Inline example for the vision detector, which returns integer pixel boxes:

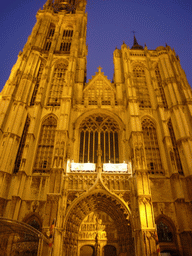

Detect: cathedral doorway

[63,191,134,256]
[80,245,94,256]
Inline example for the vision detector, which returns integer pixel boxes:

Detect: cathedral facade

[0,0,192,255]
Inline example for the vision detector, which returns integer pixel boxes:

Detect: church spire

[131,35,143,50]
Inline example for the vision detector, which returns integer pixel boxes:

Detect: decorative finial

[97,66,103,73]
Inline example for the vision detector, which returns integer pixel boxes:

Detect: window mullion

[88,131,90,162]
[83,131,86,163]
[93,131,95,163]
[113,132,116,163]
[104,132,106,163]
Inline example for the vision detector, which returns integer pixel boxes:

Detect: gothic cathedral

[0,0,192,256]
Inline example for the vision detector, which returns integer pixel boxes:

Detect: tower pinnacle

[131,35,143,50]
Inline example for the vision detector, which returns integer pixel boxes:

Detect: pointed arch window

[155,65,168,108]
[142,119,163,174]
[44,23,55,51]
[168,120,183,175]
[13,116,30,173]
[157,221,173,242]
[133,65,151,108]
[33,116,57,173]
[47,63,67,106]
[79,115,119,163]
[26,216,41,231]
[30,62,45,106]
[60,30,73,53]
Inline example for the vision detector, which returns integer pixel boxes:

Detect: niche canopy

[54,0,78,11]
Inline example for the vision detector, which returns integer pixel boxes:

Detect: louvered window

[30,63,44,105]
[155,65,168,108]
[47,63,67,106]
[168,120,183,174]
[44,24,55,51]
[133,66,151,108]
[142,119,163,174]
[60,30,73,53]
[14,116,30,173]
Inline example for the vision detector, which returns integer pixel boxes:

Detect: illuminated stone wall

[0,0,192,255]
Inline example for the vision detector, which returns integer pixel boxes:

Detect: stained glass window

[79,115,119,163]
[157,221,173,242]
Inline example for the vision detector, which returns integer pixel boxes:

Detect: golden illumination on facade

[0,0,192,255]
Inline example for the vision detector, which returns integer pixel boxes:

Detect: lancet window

[168,120,183,174]
[13,116,30,173]
[47,63,67,106]
[33,116,57,173]
[60,30,73,53]
[142,118,163,174]
[155,65,168,108]
[133,65,151,108]
[30,62,44,106]
[44,23,55,51]
[79,115,119,163]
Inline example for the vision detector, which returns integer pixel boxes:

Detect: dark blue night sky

[0,0,191,91]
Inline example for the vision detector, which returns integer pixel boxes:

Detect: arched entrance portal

[63,191,135,256]
[80,245,95,256]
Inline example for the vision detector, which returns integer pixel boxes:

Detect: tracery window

[30,62,44,106]
[44,23,55,51]
[142,118,163,174]
[79,115,119,163]
[33,116,57,173]
[168,120,183,174]
[60,30,73,53]
[157,221,173,243]
[47,63,67,106]
[14,116,30,174]
[133,65,151,108]
[155,65,168,108]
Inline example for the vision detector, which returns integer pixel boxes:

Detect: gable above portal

[83,67,116,106]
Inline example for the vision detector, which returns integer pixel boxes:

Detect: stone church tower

[0,0,192,255]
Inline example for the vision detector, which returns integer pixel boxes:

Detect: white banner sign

[71,163,96,172]
[103,163,132,173]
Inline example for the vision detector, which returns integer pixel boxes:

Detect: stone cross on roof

[97,66,103,73]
